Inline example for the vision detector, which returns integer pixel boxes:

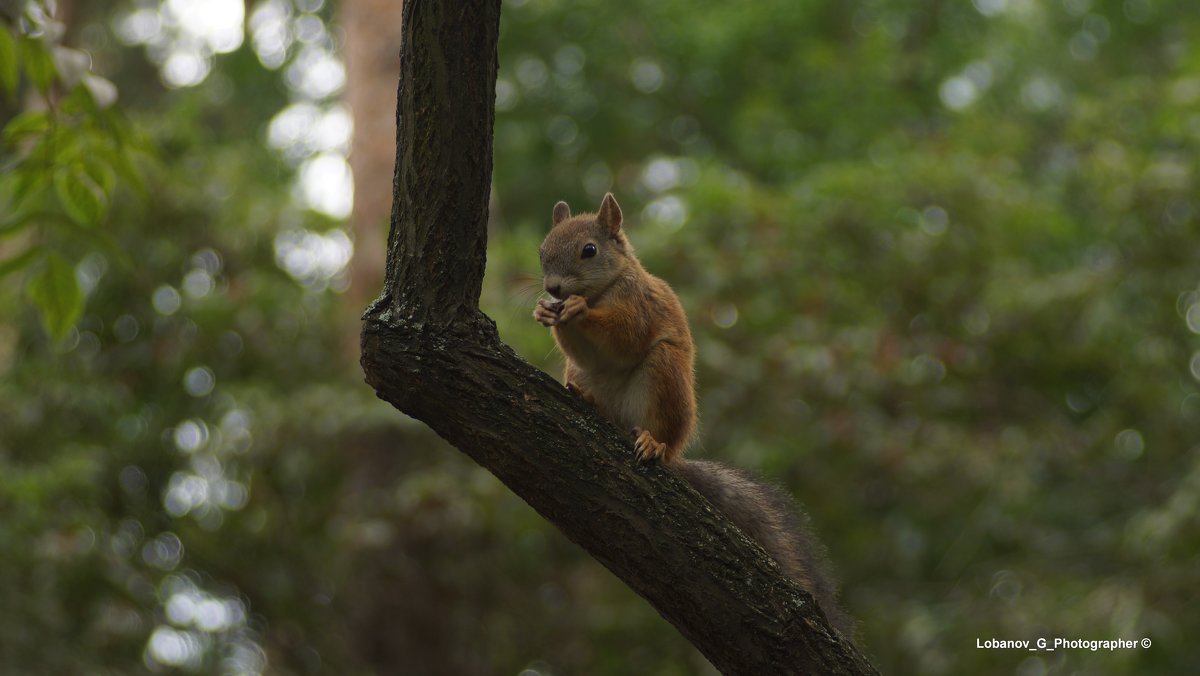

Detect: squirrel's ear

[552,201,571,227]
[598,192,623,236]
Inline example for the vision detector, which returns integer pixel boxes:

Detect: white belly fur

[555,325,651,431]
[589,365,650,432]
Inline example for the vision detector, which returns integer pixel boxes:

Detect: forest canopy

[1,1,1198,674]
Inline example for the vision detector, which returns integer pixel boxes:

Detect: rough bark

[358,1,877,673]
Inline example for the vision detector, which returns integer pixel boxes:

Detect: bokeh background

[2,0,1199,674]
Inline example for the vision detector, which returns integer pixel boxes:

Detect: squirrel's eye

[581,243,597,259]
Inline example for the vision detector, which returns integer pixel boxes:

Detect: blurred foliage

[1,0,1198,675]
[1,2,144,341]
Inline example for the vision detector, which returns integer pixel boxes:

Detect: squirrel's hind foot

[632,427,669,464]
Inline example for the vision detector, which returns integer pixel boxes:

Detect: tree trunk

[358,2,877,673]
[340,0,401,366]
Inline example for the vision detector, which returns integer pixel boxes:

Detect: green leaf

[26,252,83,342]
[53,166,106,226]
[0,244,42,279]
[0,219,34,238]
[3,173,51,226]
[110,145,149,196]
[81,154,117,197]
[0,27,17,99]
[1,110,51,146]
[18,35,56,94]
[59,80,99,117]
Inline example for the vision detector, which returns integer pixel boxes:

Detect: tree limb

[359,1,877,673]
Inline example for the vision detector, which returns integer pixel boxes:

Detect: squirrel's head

[538,192,634,301]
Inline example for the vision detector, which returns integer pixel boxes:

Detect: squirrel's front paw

[533,299,563,327]
[632,427,668,464]
[556,294,588,325]
[566,381,596,406]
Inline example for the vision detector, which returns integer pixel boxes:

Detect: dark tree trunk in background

[358,1,877,673]
[340,0,400,366]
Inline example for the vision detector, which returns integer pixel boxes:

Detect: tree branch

[359,1,877,673]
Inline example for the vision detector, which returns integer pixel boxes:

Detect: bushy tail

[674,460,853,637]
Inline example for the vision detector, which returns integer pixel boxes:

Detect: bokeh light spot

[152,285,182,315]
[173,420,209,453]
[184,366,216,397]
[630,59,664,93]
[1115,429,1145,460]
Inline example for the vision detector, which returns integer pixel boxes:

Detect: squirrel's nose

[546,284,562,299]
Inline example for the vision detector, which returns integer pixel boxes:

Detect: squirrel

[533,193,852,636]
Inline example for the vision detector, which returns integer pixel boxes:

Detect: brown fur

[534,194,851,635]
[534,193,696,463]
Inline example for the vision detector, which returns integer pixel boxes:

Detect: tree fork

[359,1,877,673]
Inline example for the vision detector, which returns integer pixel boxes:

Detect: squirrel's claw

[533,299,560,327]
[556,294,588,325]
[632,427,667,464]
